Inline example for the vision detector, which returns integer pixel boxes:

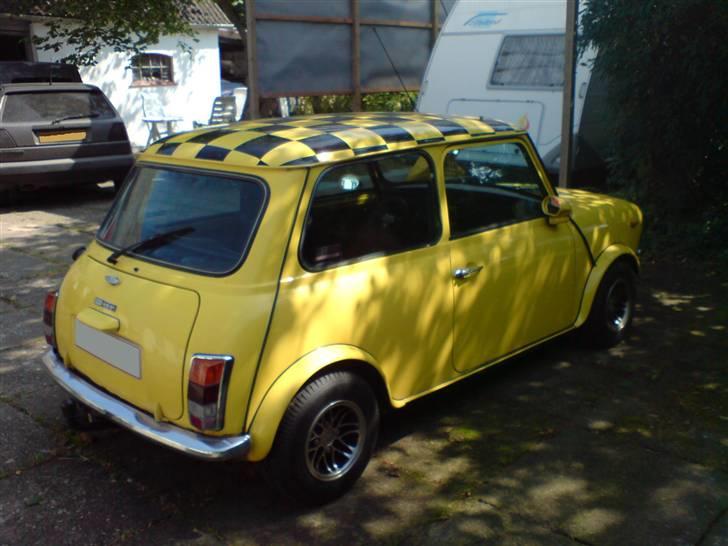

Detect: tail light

[108,122,128,142]
[188,354,234,431]
[43,291,58,348]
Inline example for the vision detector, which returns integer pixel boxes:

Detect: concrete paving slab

[0,308,42,351]
[8,230,93,267]
[1,209,93,234]
[478,428,728,546]
[12,383,70,432]
[0,343,52,396]
[0,457,175,546]
[0,300,14,316]
[0,274,59,311]
[0,403,56,477]
[0,249,51,283]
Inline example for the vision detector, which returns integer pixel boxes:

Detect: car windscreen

[97,166,267,275]
[1,90,116,122]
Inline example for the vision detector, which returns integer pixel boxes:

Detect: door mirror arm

[541,196,572,225]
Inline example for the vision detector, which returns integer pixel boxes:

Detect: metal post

[431,0,439,46]
[558,0,578,188]
[351,0,362,111]
[245,0,260,119]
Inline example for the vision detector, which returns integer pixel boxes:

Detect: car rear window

[1,90,116,122]
[97,166,267,275]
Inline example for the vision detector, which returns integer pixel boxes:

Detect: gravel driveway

[1,187,726,545]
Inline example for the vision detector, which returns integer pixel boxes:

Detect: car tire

[263,371,380,505]
[583,260,637,348]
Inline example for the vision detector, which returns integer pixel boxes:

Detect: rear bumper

[42,350,251,461]
[0,154,133,187]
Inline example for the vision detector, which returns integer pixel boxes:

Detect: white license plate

[74,320,141,378]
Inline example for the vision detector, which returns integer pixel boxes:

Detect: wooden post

[558,0,578,188]
[245,0,260,119]
[351,0,362,111]
[431,0,439,47]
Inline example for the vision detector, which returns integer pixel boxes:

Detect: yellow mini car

[42,112,642,503]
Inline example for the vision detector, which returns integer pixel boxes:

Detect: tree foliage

[580,0,728,256]
[18,0,196,65]
[296,92,417,115]
[16,0,246,66]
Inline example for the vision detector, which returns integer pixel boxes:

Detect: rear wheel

[263,371,379,504]
[583,260,637,348]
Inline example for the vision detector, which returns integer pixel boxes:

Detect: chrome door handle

[453,265,483,280]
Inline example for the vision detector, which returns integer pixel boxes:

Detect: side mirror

[541,196,572,225]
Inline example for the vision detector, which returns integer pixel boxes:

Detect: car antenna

[370,26,417,110]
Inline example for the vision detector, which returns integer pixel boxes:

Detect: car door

[444,139,579,373]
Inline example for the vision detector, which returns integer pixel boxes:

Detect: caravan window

[491,34,565,88]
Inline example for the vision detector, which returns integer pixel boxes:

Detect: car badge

[105,275,121,286]
[94,297,117,312]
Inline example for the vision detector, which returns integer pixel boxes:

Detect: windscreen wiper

[51,113,100,125]
[107,227,195,264]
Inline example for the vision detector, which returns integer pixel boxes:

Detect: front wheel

[583,260,637,348]
[263,371,379,504]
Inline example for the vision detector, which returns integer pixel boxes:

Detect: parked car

[0,61,82,84]
[0,62,134,204]
[41,112,643,503]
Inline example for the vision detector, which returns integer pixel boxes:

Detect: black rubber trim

[242,167,312,430]
[569,217,596,266]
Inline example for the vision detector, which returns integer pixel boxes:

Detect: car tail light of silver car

[188,354,234,431]
[0,129,17,148]
[108,122,129,142]
[43,290,58,348]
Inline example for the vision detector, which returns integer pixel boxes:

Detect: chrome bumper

[42,350,251,461]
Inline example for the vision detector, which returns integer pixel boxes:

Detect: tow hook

[61,398,114,431]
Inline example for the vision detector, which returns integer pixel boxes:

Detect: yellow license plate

[37,130,87,143]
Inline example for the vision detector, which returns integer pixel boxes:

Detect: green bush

[294,92,417,115]
[580,0,728,259]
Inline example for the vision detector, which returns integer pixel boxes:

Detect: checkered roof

[142,112,518,168]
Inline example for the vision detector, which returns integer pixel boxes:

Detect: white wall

[32,23,222,149]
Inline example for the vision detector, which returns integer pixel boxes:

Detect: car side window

[301,151,441,270]
[444,141,545,238]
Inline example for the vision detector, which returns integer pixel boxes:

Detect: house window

[490,34,565,88]
[130,53,174,86]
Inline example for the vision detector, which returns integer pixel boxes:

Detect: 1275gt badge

[94,297,117,312]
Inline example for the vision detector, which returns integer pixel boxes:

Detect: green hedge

[580,0,728,259]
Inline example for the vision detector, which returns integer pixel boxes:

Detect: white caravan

[418,0,607,182]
